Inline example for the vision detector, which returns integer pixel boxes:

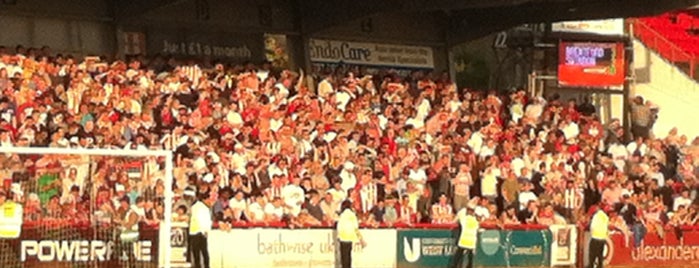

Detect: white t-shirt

[561,122,580,140]
[282,184,305,216]
[518,191,538,210]
[264,203,284,219]
[474,205,490,219]
[674,196,692,211]
[248,202,265,222]
[481,168,500,197]
[467,132,484,155]
[327,188,347,211]
[229,198,248,220]
[339,170,357,192]
[226,111,243,126]
[408,168,427,185]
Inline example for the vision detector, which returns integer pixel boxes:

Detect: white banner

[308,39,434,69]
[209,229,396,268]
[549,225,577,266]
[160,221,190,268]
[551,19,625,36]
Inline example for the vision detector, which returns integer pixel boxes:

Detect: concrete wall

[632,39,699,139]
[0,0,114,56]
[126,0,296,33]
[117,0,299,66]
[0,14,114,57]
[0,0,112,21]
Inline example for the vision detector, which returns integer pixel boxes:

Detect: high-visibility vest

[590,210,609,240]
[0,202,23,239]
[337,210,359,243]
[458,212,479,249]
[120,209,139,242]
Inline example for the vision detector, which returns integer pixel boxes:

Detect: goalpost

[0,146,174,268]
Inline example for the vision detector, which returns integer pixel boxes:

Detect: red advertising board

[558,42,625,88]
[605,229,699,267]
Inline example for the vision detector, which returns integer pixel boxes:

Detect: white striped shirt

[181,65,202,84]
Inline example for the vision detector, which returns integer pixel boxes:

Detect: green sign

[397,229,552,268]
[504,230,552,267]
[476,230,507,266]
[397,229,458,268]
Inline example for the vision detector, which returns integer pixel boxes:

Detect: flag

[122,161,143,180]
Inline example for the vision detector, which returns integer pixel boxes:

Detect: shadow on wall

[633,44,652,84]
[453,51,491,90]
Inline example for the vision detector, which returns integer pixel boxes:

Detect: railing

[630,18,697,79]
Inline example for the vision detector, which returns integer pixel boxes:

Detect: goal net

[0,147,174,268]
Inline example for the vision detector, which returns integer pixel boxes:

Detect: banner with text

[397,228,552,268]
[0,224,159,268]
[397,229,458,268]
[161,221,189,267]
[552,19,625,36]
[583,229,699,267]
[208,229,396,268]
[504,229,552,267]
[550,225,577,266]
[308,39,434,69]
[146,28,263,61]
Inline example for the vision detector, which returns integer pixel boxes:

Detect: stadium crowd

[0,44,698,246]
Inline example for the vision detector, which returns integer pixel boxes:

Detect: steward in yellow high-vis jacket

[0,190,23,239]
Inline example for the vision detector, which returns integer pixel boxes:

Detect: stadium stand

[0,38,697,256]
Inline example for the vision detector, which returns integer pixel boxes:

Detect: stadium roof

[114,0,699,45]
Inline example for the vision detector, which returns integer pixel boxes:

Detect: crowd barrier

[205,225,572,268]
[6,223,699,267]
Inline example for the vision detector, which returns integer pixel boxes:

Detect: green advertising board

[476,229,507,266]
[503,230,551,267]
[397,228,552,267]
[397,229,458,268]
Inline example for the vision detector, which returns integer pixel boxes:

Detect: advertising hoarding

[396,228,552,268]
[308,38,434,69]
[208,229,397,268]
[552,19,625,36]
[0,224,159,267]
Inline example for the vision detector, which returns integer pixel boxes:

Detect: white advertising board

[308,38,434,69]
[551,19,625,36]
[209,229,396,268]
[549,224,578,266]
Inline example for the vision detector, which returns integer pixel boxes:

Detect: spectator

[518,182,537,211]
[674,188,692,211]
[451,164,473,214]
[228,190,248,221]
[500,205,519,225]
[630,96,653,139]
[304,190,324,222]
[430,193,453,224]
[320,192,338,223]
[247,195,266,223]
[0,45,696,237]
[383,195,398,224]
[264,197,284,222]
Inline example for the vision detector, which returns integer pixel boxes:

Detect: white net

[0,147,173,268]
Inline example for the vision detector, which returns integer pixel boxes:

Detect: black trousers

[451,247,473,268]
[631,124,649,139]
[339,241,352,268]
[589,238,606,268]
[190,233,210,268]
[117,239,134,267]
